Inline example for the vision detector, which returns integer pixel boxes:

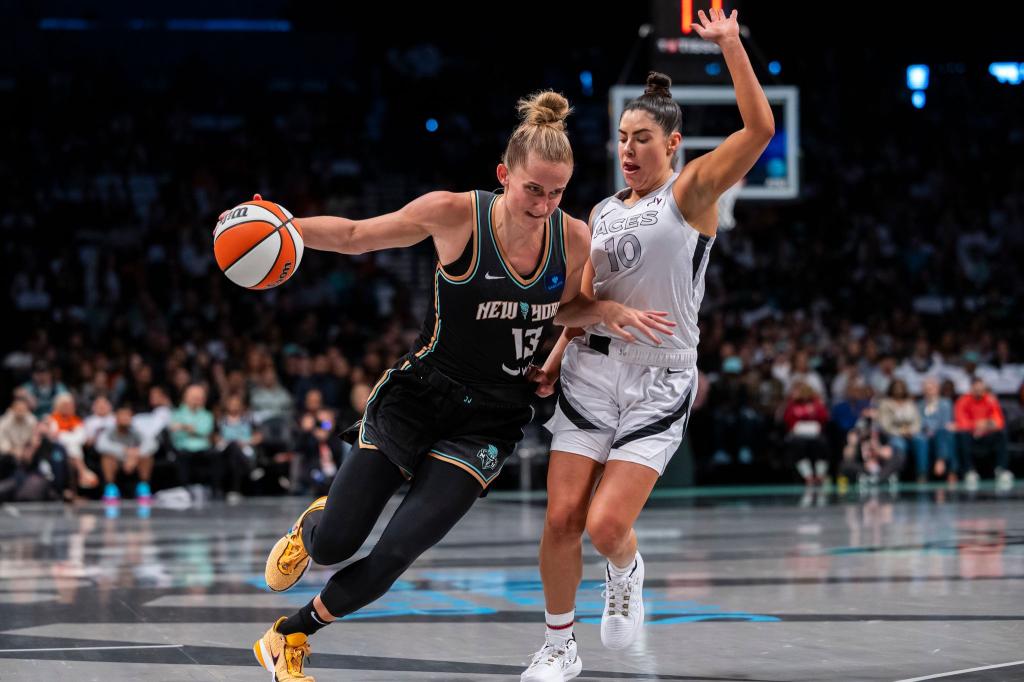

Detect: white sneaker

[996,468,1015,490]
[520,637,582,682]
[600,553,645,649]
[965,470,980,490]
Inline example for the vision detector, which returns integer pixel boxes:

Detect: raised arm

[676,9,775,217]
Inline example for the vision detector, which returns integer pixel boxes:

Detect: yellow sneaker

[265,496,327,592]
[253,616,315,681]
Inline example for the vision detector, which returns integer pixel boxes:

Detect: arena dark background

[3,0,1022,494]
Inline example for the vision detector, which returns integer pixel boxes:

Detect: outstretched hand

[692,7,740,45]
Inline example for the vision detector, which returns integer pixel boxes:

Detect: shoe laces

[602,574,633,617]
[285,639,311,675]
[278,532,305,573]
[529,640,570,667]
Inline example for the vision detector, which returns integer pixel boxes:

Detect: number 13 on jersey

[503,327,543,376]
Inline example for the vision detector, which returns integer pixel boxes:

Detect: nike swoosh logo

[667,369,685,374]
[485,273,505,280]
[599,210,614,220]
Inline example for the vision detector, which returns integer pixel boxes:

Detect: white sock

[607,552,638,580]
[545,609,574,643]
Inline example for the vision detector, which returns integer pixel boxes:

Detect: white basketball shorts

[545,336,698,475]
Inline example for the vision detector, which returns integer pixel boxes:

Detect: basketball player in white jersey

[521,9,776,680]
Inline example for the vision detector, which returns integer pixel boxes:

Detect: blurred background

[3,0,1022,503]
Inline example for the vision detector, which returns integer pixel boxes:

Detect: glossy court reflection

[1,485,1022,681]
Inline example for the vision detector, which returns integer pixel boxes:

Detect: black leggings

[300,447,482,618]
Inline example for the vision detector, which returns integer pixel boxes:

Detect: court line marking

[893,659,1024,682]
[0,644,184,653]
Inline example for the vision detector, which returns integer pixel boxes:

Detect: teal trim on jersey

[437,191,484,286]
[486,197,553,290]
[359,364,411,450]
[414,268,443,359]
[554,208,565,265]
[365,369,397,405]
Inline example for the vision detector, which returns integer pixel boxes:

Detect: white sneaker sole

[564,655,582,680]
[256,638,275,678]
[601,599,645,650]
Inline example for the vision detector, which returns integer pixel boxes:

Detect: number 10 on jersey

[603,234,642,272]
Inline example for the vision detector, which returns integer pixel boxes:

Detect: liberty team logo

[477,444,499,471]
[519,302,530,320]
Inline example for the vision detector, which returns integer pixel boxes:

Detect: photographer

[840,408,905,487]
[298,408,345,496]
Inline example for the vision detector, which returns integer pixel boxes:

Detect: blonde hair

[503,90,574,170]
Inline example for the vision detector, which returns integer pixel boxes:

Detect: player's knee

[368,544,417,584]
[586,513,630,557]
[545,505,588,540]
[309,534,361,567]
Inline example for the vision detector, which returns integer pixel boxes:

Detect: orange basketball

[213,200,304,289]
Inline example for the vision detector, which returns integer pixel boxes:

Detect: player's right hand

[526,364,558,397]
[215,193,264,229]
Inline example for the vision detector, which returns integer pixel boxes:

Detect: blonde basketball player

[229,92,672,682]
[521,10,776,680]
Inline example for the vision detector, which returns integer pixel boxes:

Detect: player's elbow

[340,223,372,255]
[748,121,775,141]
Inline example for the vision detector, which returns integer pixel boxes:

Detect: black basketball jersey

[410,190,569,401]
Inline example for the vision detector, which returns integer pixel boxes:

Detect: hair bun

[517,90,572,132]
[644,71,673,99]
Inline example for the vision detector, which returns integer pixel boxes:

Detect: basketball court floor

[1,484,1022,681]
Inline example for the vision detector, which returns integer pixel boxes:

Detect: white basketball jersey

[586,173,714,351]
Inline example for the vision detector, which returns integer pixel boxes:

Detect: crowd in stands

[2,38,1021,500]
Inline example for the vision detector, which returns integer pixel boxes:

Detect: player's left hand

[601,302,676,344]
[692,7,740,44]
